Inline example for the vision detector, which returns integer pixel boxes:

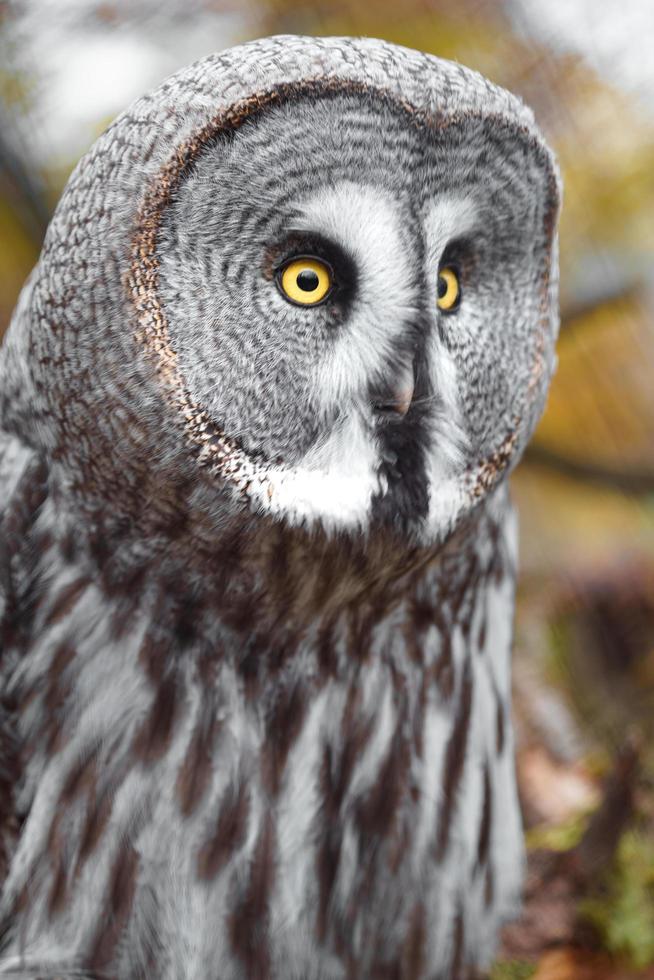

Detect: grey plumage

[0,35,560,979]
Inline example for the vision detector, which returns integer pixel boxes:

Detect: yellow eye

[437,266,461,312]
[278,257,333,306]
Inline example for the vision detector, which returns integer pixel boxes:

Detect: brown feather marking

[46,810,68,918]
[108,563,148,640]
[76,756,132,868]
[47,747,102,907]
[138,622,170,685]
[413,671,429,758]
[435,658,473,861]
[402,902,426,980]
[261,682,308,795]
[315,820,341,942]
[366,959,402,980]
[316,684,379,937]
[316,616,338,679]
[315,738,354,942]
[476,760,492,871]
[431,609,455,700]
[44,577,88,627]
[352,747,411,922]
[77,787,115,866]
[132,670,184,764]
[404,594,434,665]
[40,641,77,756]
[88,843,140,971]
[388,807,413,875]
[45,641,76,702]
[196,778,249,881]
[228,813,275,979]
[1,455,48,563]
[477,599,487,651]
[484,860,495,908]
[337,683,375,801]
[59,745,100,803]
[46,632,74,669]
[347,602,378,662]
[176,703,221,817]
[0,694,21,884]
[0,465,50,861]
[351,701,411,910]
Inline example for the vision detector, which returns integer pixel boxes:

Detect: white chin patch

[251,411,381,531]
[425,472,470,542]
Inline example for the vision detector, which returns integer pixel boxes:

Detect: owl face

[6,39,559,553]
[156,89,558,543]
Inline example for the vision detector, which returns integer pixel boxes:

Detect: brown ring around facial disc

[126,77,557,510]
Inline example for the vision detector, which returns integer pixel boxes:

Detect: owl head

[1,36,560,552]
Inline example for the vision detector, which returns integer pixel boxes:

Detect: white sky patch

[4,1,250,169]
[511,0,654,116]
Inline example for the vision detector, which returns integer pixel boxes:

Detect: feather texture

[0,34,560,979]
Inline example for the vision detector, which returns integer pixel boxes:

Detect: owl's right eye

[277,257,333,307]
[436,266,461,312]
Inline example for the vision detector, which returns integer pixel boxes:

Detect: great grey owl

[0,34,560,980]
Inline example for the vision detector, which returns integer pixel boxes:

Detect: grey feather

[0,34,560,979]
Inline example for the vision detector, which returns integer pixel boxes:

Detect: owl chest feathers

[0,27,562,977]
[2,464,522,979]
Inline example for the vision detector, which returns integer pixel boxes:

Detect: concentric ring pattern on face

[156,88,554,533]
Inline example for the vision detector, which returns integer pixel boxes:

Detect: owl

[0,34,560,980]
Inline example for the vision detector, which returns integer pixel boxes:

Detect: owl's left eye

[277,257,333,307]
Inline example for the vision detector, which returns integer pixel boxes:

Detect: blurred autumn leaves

[1,0,654,973]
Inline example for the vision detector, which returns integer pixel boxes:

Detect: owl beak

[371,363,415,422]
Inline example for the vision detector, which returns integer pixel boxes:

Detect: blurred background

[1,1,653,976]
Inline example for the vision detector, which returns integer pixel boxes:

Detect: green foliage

[489,961,535,980]
[579,830,654,968]
[525,810,590,851]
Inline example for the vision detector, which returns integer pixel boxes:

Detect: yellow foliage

[0,198,39,338]
[534,295,654,470]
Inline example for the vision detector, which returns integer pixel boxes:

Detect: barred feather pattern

[0,33,559,980]
[0,442,521,979]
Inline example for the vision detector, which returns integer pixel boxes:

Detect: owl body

[0,36,559,979]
